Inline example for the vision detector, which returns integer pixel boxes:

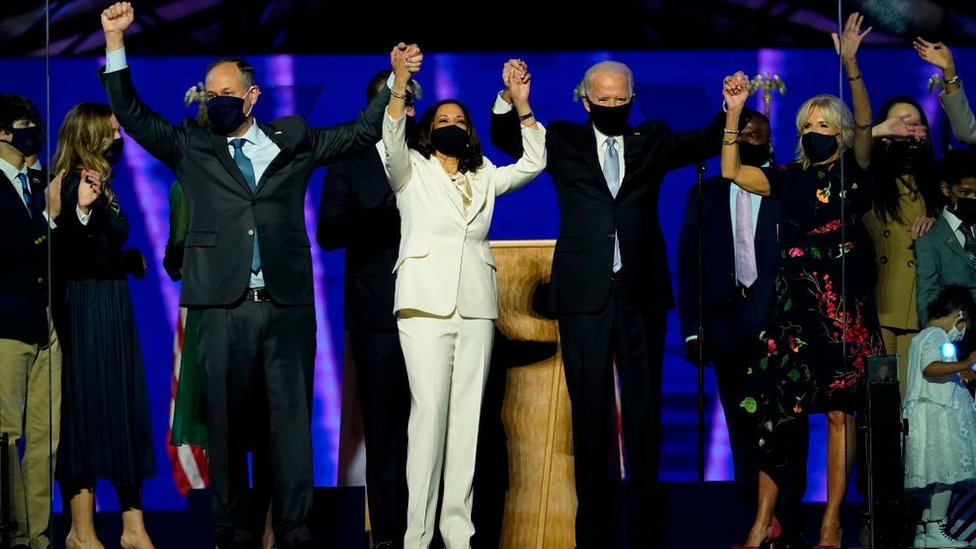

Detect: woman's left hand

[832,12,872,60]
[908,216,936,240]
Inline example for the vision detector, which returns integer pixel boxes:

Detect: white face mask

[948,311,967,342]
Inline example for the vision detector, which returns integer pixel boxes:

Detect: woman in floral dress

[721,13,893,549]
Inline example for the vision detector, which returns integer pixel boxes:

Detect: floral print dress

[742,150,886,463]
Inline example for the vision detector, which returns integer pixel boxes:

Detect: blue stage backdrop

[5,46,971,511]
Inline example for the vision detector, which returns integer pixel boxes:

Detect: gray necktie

[963,223,976,265]
[604,137,622,272]
[230,138,261,274]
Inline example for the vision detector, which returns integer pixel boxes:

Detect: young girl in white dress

[904,284,976,548]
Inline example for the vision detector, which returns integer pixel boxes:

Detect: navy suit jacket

[0,169,52,344]
[677,175,780,359]
[317,147,400,332]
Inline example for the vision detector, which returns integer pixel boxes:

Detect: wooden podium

[491,240,576,549]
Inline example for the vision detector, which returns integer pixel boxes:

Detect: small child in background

[904,284,976,548]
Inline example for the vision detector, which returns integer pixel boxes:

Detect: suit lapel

[0,172,32,221]
[940,218,976,271]
[617,131,641,200]
[465,172,487,225]
[581,123,612,199]
[254,121,298,198]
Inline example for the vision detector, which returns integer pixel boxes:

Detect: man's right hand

[101,2,134,50]
[684,338,703,367]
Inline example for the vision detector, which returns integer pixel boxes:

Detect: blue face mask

[206,87,255,135]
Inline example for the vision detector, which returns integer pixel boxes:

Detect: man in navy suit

[677,108,807,549]
[0,94,62,549]
[491,60,728,549]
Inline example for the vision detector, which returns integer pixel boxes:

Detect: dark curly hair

[927,283,976,322]
[411,99,484,174]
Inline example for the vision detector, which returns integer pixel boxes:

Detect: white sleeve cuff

[492,92,514,114]
[105,47,128,73]
[76,205,91,225]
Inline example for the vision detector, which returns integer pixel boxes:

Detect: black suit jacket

[103,67,389,306]
[0,169,52,344]
[491,110,723,313]
[316,147,400,332]
[677,176,780,358]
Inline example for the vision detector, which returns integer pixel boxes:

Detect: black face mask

[588,101,633,136]
[801,132,839,164]
[4,125,42,158]
[430,125,469,157]
[954,197,976,225]
[738,142,771,168]
[104,138,124,165]
[206,88,254,136]
[876,137,931,174]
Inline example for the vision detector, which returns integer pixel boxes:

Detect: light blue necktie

[17,172,32,218]
[604,137,622,272]
[230,139,261,274]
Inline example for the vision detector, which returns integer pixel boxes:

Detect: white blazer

[382,110,546,319]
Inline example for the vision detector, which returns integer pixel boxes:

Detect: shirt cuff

[42,210,57,229]
[492,92,514,114]
[386,72,396,90]
[76,205,91,225]
[105,47,128,73]
[684,335,699,344]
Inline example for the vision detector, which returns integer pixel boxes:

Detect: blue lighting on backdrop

[5,46,972,511]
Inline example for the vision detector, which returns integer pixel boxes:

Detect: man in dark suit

[677,108,778,481]
[677,109,809,549]
[491,60,727,549]
[0,94,62,549]
[99,4,421,548]
[316,69,420,549]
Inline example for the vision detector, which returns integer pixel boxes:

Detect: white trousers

[398,309,494,549]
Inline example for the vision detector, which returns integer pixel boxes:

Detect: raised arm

[493,60,546,196]
[489,60,531,162]
[832,12,873,171]
[916,39,976,145]
[100,2,186,168]
[720,71,770,195]
[382,44,417,192]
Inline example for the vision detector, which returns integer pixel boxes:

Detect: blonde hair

[794,94,854,169]
[52,102,118,211]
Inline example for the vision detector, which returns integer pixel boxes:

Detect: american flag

[948,486,976,543]
[167,307,209,495]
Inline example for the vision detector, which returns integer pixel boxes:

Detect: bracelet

[519,111,535,121]
[855,122,873,130]
[945,75,962,86]
[390,88,408,100]
[721,139,738,146]
[723,128,740,135]
[847,73,862,82]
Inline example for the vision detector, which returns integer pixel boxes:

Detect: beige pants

[0,317,61,549]
[398,310,493,549]
[879,326,916,403]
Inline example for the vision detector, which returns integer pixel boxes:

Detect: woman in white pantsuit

[383,52,545,549]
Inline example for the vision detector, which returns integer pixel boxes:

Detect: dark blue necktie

[17,172,32,218]
[230,139,261,274]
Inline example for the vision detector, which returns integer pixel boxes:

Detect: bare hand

[722,71,750,112]
[77,169,103,212]
[874,113,923,139]
[507,61,531,105]
[907,216,936,240]
[960,365,976,385]
[101,2,134,35]
[46,168,66,220]
[832,12,871,60]
[914,38,954,72]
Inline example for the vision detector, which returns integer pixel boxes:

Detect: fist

[101,2,134,34]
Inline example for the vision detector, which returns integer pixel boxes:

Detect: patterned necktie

[604,137,622,272]
[17,172,32,218]
[734,188,758,287]
[962,222,976,264]
[230,139,261,274]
